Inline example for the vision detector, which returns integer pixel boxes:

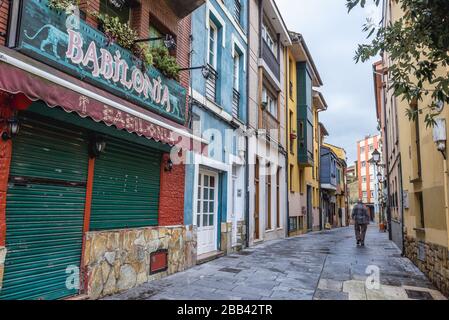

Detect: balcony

[260,108,280,141]
[165,0,206,19]
[261,40,280,81]
[206,64,219,103]
[232,89,240,119]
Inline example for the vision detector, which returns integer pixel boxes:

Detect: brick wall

[0,99,12,247]
[158,153,186,226]
[148,0,179,35]
[79,0,100,27]
[0,0,9,46]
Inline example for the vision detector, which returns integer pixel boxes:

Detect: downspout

[284,46,290,238]
[443,155,449,253]
[244,0,250,248]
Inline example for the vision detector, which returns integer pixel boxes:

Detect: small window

[208,21,218,68]
[233,0,242,25]
[233,53,240,91]
[100,0,130,24]
[263,86,278,118]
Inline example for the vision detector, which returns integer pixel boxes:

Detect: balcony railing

[206,64,219,103]
[261,40,280,81]
[261,108,280,140]
[233,0,242,25]
[232,89,240,119]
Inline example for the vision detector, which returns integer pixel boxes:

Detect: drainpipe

[443,156,449,252]
[244,0,250,248]
[284,47,290,238]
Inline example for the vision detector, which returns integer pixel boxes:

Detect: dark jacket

[352,204,370,225]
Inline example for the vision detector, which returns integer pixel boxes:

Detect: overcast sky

[276,0,381,164]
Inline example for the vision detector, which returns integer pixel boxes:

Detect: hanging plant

[150,46,180,79]
[47,0,78,12]
[91,11,138,50]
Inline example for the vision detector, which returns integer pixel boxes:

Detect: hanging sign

[15,0,186,124]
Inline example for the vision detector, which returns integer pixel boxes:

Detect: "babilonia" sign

[15,0,186,124]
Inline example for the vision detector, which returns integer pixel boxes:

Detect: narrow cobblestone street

[104,226,446,300]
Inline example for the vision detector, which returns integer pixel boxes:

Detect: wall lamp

[89,135,106,158]
[179,65,211,80]
[164,158,173,172]
[433,118,447,160]
[134,34,177,50]
[2,116,20,141]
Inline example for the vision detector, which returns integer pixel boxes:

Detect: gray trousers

[355,223,368,243]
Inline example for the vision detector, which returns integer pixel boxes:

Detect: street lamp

[372,148,381,164]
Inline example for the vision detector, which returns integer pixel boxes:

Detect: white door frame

[195,169,219,256]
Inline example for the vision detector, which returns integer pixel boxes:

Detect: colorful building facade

[0,0,206,300]
[185,0,248,259]
[247,0,290,245]
[285,31,325,236]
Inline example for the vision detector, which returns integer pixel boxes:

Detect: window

[370,145,374,152]
[100,0,130,24]
[361,161,366,168]
[289,58,294,99]
[266,171,272,230]
[262,22,277,57]
[148,25,164,49]
[363,192,367,198]
[208,21,218,68]
[233,53,240,91]
[262,86,278,118]
[363,177,366,183]
[233,0,242,25]
[289,217,298,232]
[196,173,217,228]
[290,165,294,192]
[360,146,365,154]
[371,191,374,198]
[289,111,294,154]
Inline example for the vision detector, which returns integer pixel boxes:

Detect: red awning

[0,47,206,153]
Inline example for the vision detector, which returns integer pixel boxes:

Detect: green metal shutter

[89,138,161,230]
[0,115,88,300]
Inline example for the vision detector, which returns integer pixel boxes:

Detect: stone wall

[220,221,247,255]
[404,235,449,297]
[0,247,6,290]
[83,225,197,299]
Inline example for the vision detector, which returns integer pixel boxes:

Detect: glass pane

[210,176,215,187]
[197,187,201,200]
[197,201,201,214]
[209,201,214,213]
[209,189,215,201]
[203,201,208,212]
[204,188,209,200]
[197,214,201,227]
[209,214,214,226]
[203,214,209,227]
[204,175,209,187]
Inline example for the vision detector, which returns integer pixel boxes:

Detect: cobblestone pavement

[103,225,447,300]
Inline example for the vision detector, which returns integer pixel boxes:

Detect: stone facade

[404,235,449,297]
[0,246,5,290]
[83,225,197,299]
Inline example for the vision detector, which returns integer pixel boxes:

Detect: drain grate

[405,289,434,300]
[219,267,243,274]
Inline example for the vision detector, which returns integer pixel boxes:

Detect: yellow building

[286,32,325,235]
[378,0,449,297]
[323,143,349,227]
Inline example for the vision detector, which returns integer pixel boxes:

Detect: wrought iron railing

[232,89,240,119]
[233,0,242,24]
[206,64,219,103]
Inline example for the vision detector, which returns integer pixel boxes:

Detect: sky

[276,0,382,164]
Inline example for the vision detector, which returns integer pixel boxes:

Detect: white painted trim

[192,89,237,124]
[232,33,246,72]
[258,59,281,91]
[206,1,226,48]
[0,51,207,144]
[214,0,248,43]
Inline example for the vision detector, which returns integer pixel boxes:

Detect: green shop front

[0,0,203,300]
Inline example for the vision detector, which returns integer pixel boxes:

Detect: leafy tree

[347,0,449,127]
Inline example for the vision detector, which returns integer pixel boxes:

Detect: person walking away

[352,200,370,247]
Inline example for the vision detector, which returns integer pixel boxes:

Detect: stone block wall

[0,246,5,290]
[83,225,197,299]
[404,235,449,297]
